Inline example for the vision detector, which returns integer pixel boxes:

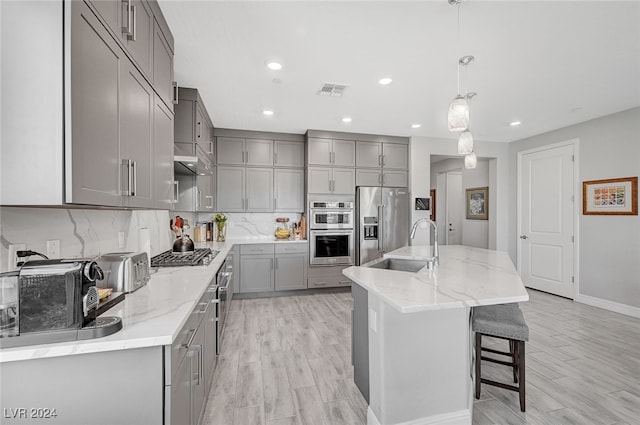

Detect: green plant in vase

[214,213,228,242]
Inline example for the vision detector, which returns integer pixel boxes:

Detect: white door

[446,171,463,245]
[518,143,575,298]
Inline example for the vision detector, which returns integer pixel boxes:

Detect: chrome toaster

[96,252,150,293]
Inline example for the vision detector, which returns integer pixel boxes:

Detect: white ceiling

[157,0,640,143]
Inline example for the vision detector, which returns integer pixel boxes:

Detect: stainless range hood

[174,142,213,176]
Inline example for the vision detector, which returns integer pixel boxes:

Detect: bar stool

[472,303,529,412]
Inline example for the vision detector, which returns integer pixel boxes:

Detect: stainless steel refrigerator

[355,186,410,265]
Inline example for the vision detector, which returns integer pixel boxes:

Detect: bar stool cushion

[472,304,529,342]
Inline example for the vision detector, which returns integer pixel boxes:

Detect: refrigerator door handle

[377,204,384,253]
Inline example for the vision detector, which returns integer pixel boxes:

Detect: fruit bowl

[275,228,291,239]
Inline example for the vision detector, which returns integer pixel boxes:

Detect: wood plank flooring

[202,289,640,425]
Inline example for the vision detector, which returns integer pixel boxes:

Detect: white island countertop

[0,238,308,363]
[343,245,529,313]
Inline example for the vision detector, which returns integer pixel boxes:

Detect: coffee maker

[0,259,122,348]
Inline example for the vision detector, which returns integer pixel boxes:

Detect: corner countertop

[0,238,308,363]
[342,245,529,314]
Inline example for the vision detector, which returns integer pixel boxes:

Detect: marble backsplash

[0,207,301,272]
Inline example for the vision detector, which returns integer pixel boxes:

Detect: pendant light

[458,130,473,154]
[448,1,472,132]
[464,152,477,169]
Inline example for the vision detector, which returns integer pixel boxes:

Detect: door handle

[209,141,214,156]
[129,5,137,41]
[131,160,137,197]
[197,121,201,139]
[172,82,178,105]
[122,0,133,37]
[520,235,528,239]
[173,180,179,203]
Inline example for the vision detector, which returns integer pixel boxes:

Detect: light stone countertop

[342,245,529,313]
[0,238,308,363]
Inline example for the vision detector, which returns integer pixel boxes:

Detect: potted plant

[214,213,228,242]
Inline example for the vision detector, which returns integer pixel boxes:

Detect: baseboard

[367,407,471,425]
[576,294,640,319]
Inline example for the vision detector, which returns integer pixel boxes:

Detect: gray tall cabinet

[0,0,176,208]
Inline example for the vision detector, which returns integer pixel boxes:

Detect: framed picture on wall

[582,176,638,215]
[430,189,436,221]
[466,187,488,220]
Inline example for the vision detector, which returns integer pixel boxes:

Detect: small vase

[216,222,227,242]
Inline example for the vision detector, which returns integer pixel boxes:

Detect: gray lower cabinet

[275,243,308,290]
[307,265,351,288]
[274,169,304,212]
[240,255,275,292]
[352,282,370,403]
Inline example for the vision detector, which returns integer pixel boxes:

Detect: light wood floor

[202,289,640,425]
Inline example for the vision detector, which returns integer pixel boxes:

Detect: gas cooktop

[150,248,218,267]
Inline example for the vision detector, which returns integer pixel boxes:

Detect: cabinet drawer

[240,243,275,255]
[166,301,206,386]
[275,243,308,254]
[307,275,352,289]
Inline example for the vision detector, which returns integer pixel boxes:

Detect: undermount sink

[364,258,430,273]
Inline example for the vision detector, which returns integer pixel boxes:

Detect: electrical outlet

[47,239,60,259]
[8,243,26,271]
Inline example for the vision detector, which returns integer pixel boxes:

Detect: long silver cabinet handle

[182,328,196,349]
[172,82,178,105]
[209,141,214,156]
[274,151,278,165]
[131,160,137,197]
[378,154,382,166]
[173,180,179,203]
[122,0,133,37]
[129,5,137,41]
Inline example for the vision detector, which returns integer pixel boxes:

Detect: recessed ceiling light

[411,124,421,129]
[342,117,352,123]
[199,173,206,176]
[186,163,194,167]
[510,121,522,127]
[378,77,393,85]
[265,61,282,71]
[263,109,274,116]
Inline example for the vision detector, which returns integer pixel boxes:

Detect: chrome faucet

[410,218,439,266]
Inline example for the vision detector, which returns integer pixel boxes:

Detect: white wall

[410,137,509,251]
[430,158,490,248]
[508,107,640,311]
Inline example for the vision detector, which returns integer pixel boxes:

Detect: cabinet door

[153,18,174,110]
[356,169,382,187]
[203,297,217,390]
[382,170,408,187]
[333,168,356,195]
[383,143,408,170]
[356,141,382,168]
[246,139,273,166]
[332,139,356,167]
[196,173,214,212]
[89,0,119,35]
[190,324,206,425]
[69,1,123,206]
[174,99,195,143]
[274,140,304,167]
[216,166,244,212]
[217,137,245,165]
[307,167,332,194]
[274,169,304,212]
[153,96,175,209]
[307,138,332,166]
[240,255,274,292]
[170,355,191,425]
[246,168,274,212]
[275,254,307,290]
[195,104,214,157]
[121,61,154,208]
[122,0,153,79]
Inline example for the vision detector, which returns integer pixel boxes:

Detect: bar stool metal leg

[518,340,526,412]
[475,333,482,399]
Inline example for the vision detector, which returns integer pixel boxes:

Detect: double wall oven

[309,201,354,266]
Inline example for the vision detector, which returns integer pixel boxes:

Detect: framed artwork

[430,189,436,221]
[466,187,488,220]
[582,176,638,215]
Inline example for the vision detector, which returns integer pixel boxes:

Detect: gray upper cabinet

[274,169,304,212]
[382,170,408,187]
[356,169,382,187]
[356,141,382,168]
[356,168,408,187]
[274,140,304,167]
[69,1,124,206]
[356,141,408,170]
[120,61,154,208]
[307,167,354,195]
[216,166,245,212]
[153,96,175,209]
[153,17,175,110]
[174,171,214,213]
[121,0,153,79]
[383,143,408,170]
[88,0,119,33]
[197,173,215,212]
[308,138,355,167]
[246,168,274,212]
[175,88,213,160]
[217,137,273,166]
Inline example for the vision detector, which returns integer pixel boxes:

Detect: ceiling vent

[318,83,348,97]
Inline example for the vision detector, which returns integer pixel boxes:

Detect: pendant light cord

[457,2,461,95]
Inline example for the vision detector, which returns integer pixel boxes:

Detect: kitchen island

[343,245,529,425]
